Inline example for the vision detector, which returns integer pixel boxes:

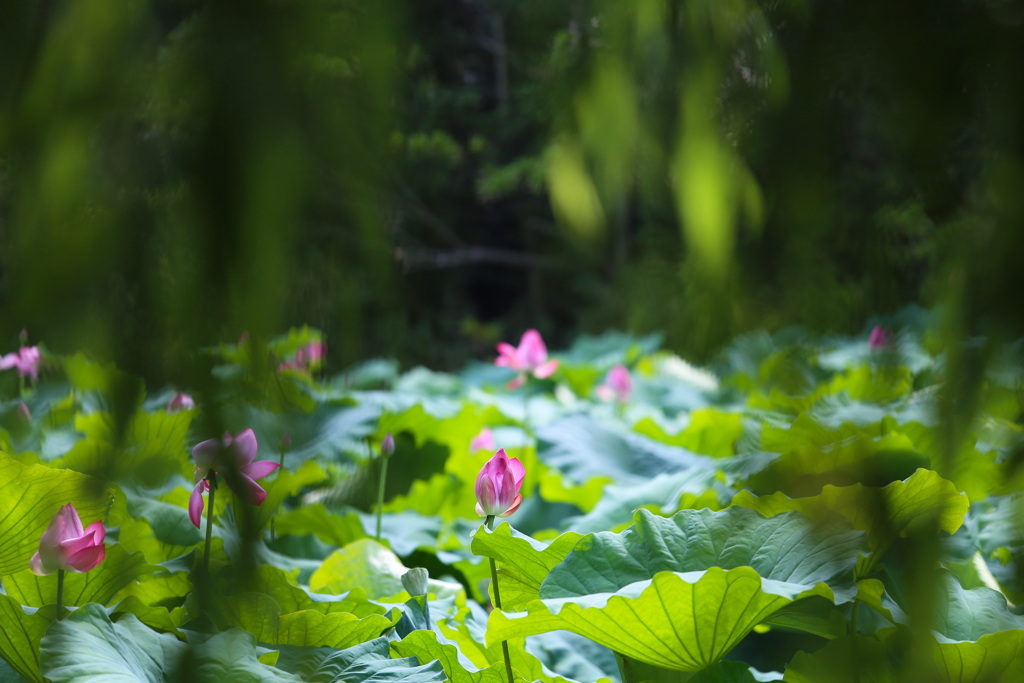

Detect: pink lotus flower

[470,428,496,452]
[495,329,559,390]
[596,365,632,403]
[0,346,41,381]
[30,504,106,575]
[296,341,326,368]
[167,392,195,413]
[189,429,280,528]
[474,448,524,518]
[869,325,894,350]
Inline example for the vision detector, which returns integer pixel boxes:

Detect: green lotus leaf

[274,503,365,547]
[0,593,49,682]
[634,409,744,458]
[391,630,506,683]
[471,524,583,611]
[207,591,398,649]
[488,567,835,671]
[40,603,187,682]
[932,571,1024,642]
[731,468,968,554]
[543,508,865,599]
[310,538,462,601]
[0,453,112,575]
[190,629,302,682]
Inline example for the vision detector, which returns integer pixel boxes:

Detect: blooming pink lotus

[296,341,326,368]
[869,325,894,350]
[0,346,41,381]
[495,329,559,390]
[596,365,632,403]
[167,392,195,413]
[189,429,280,527]
[474,448,525,518]
[470,428,496,452]
[30,504,106,575]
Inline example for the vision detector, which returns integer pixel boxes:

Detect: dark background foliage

[2,0,1023,383]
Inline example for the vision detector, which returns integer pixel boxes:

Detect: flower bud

[381,432,395,457]
[401,567,429,596]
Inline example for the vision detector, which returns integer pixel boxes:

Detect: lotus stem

[203,473,217,574]
[376,454,389,541]
[56,569,64,621]
[487,515,515,683]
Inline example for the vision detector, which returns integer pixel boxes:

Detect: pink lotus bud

[494,329,559,389]
[474,448,525,518]
[166,392,195,413]
[470,428,496,452]
[868,325,894,350]
[30,504,106,575]
[279,431,292,451]
[381,432,395,457]
[189,429,280,527]
[596,365,632,403]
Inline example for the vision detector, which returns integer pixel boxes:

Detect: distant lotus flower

[30,503,106,576]
[189,429,280,528]
[0,346,41,381]
[495,329,559,389]
[596,365,632,403]
[166,392,195,413]
[470,428,496,452]
[475,448,524,518]
[296,341,326,368]
[17,401,31,422]
[869,325,894,350]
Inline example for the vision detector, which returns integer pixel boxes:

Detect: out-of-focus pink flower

[296,341,326,368]
[470,428,496,452]
[596,365,632,403]
[0,346,41,381]
[30,503,106,575]
[381,432,395,457]
[495,329,559,389]
[238,331,250,346]
[869,325,894,350]
[17,401,31,422]
[277,360,302,373]
[189,429,280,527]
[474,448,525,518]
[167,392,195,413]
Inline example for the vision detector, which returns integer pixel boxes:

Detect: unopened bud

[279,431,292,452]
[401,567,429,596]
[381,432,395,457]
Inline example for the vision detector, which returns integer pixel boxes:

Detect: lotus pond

[1,319,1023,682]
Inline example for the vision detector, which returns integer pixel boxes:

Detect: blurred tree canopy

[2,0,1023,381]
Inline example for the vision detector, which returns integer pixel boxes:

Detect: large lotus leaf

[207,591,398,649]
[61,408,193,485]
[274,504,365,547]
[488,568,835,671]
[536,414,716,487]
[786,631,1024,682]
[932,571,1024,642]
[0,453,112,575]
[751,416,925,495]
[893,422,999,503]
[120,486,203,552]
[542,508,866,599]
[312,636,447,683]
[390,630,506,683]
[731,469,968,553]
[470,524,583,611]
[633,409,744,458]
[561,471,728,534]
[254,460,328,530]
[0,593,48,682]
[110,595,184,635]
[309,538,461,601]
[190,629,302,682]
[2,544,154,608]
[40,604,187,682]
[236,403,380,469]
[217,564,387,618]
